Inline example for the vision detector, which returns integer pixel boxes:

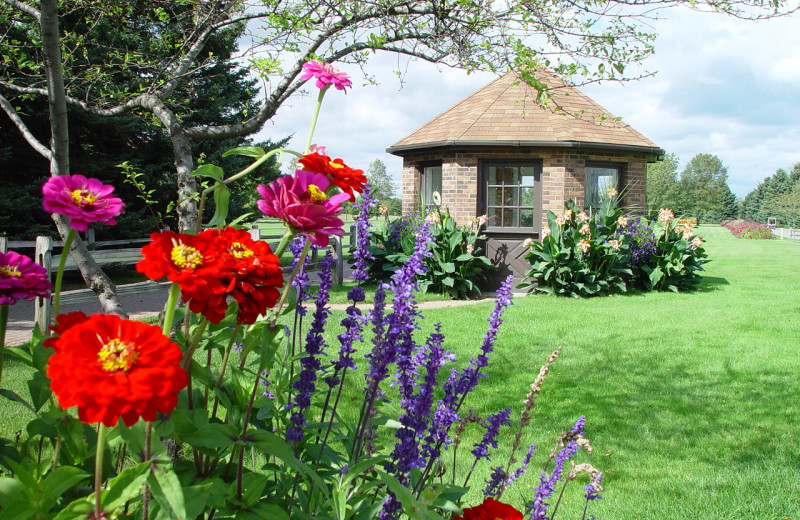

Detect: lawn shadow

[697,276,730,292]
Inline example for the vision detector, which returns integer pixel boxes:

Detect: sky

[254,7,800,198]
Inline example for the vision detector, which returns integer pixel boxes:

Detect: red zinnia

[136,230,228,322]
[44,311,89,350]
[454,498,524,520]
[209,227,284,324]
[297,152,367,202]
[0,251,52,305]
[47,314,188,426]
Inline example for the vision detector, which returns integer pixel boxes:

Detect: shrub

[639,209,709,292]
[360,208,495,299]
[722,219,775,239]
[522,201,710,296]
[520,198,632,297]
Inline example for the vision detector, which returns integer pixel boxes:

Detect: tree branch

[0,0,39,18]
[0,91,52,160]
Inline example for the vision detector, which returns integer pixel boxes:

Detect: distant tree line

[646,152,800,226]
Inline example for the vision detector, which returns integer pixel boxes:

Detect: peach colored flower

[607,187,618,198]
[555,215,566,227]
[426,211,441,224]
[617,215,628,228]
[578,239,591,253]
[607,239,620,251]
[379,204,389,216]
[659,208,675,224]
[577,211,588,222]
[690,237,704,249]
[477,214,488,227]
[466,244,474,254]
[523,238,535,248]
[542,227,552,238]
[580,223,591,236]
[564,209,573,221]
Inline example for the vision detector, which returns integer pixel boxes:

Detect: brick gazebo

[387,70,664,287]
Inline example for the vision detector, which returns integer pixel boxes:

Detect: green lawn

[2,226,798,519]
[400,226,800,519]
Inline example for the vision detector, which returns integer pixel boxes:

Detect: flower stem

[271,239,311,325]
[304,87,328,154]
[162,283,181,336]
[272,230,295,260]
[53,228,76,316]
[94,423,107,519]
[0,303,7,389]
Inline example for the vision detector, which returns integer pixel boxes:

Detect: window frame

[479,160,543,234]
[584,161,625,209]
[419,163,443,212]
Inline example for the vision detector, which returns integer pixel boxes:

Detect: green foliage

[677,153,738,224]
[522,199,709,296]
[639,216,709,292]
[361,209,495,299]
[646,152,681,213]
[741,163,800,227]
[521,198,631,297]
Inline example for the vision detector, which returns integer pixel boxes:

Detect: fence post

[34,236,53,334]
[332,236,343,285]
[86,227,96,244]
[349,223,356,250]
[250,225,260,242]
[0,236,6,254]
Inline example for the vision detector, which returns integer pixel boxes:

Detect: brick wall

[400,146,649,230]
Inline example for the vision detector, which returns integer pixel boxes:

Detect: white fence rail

[1,224,355,333]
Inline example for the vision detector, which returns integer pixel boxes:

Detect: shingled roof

[387,70,662,155]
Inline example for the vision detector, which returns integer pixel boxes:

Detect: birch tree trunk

[39,0,127,318]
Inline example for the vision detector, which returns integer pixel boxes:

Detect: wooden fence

[1,225,355,332]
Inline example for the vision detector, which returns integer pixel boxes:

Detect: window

[585,164,622,207]
[421,165,442,211]
[484,163,540,231]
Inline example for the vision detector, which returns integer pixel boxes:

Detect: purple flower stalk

[351,184,376,284]
[285,253,334,443]
[441,274,514,411]
[585,472,603,500]
[471,408,512,460]
[289,236,312,315]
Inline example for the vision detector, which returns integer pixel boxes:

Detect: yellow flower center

[307,184,327,202]
[171,243,204,269]
[71,189,98,208]
[0,265,21,278]
[229,242,254,259]
[97,338,139,372]
[328,161,344,169]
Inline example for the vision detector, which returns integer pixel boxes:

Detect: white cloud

[252,9,800,198]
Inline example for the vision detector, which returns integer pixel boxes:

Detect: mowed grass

[397,226,800,519]
[2,226,798,519]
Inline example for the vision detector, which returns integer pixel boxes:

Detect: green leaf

[206,184,231,227]
[148,466,186,520]
[222,146,265,158]
[101,460,150,512]
[192,164,225,182]
[454,253,473,262]
[0,389,35,414]
[42,466,90,509]
[442,262,455,273]
[27,371,52,412]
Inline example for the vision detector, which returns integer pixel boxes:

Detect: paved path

[4,281,496,347]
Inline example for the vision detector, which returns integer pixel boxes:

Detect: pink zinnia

[0,251,52,305]
[42,174,125,232]
[299,60,352,92]
[256,170,350,247]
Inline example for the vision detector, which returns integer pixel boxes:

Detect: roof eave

[386,140,665,160]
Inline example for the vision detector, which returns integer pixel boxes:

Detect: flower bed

[721,219,775,239]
